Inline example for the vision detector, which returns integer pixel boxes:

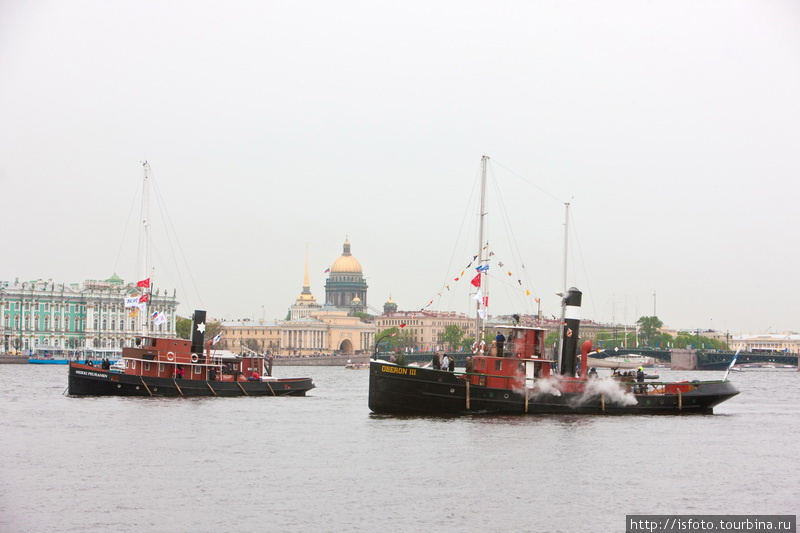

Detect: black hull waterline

[368,362,739,415]
[69,366,314,397]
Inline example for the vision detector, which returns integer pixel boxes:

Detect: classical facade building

[216,319,282,354]
[325,239,368,315]
[730,333,800,354]
[281,305,374,355]
[218,247,375,355]
[0,276,177,355]
[374,308,476,352]
[219,310,375,356]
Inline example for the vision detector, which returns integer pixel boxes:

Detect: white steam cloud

[573,377,637,407]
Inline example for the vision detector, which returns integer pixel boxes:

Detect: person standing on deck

[496,331,506,357]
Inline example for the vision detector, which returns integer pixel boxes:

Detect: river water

[0,365,797,533]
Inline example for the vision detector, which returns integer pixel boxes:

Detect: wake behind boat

[368,156,739,415]
[68,310,314,397]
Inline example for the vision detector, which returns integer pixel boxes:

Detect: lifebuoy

[167,352,175,361]
[471,341,486,355]
[191,353,198,363]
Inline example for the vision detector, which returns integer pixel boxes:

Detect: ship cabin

[117,335,268,383]
[469,326,554,390]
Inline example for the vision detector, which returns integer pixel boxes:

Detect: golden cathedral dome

[330,240,363,273]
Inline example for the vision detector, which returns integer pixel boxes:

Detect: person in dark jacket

[636,366,645,393]
[495,331,506,357]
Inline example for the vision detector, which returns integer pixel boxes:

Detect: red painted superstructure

[116,335,266,382]
[469,326,552,389]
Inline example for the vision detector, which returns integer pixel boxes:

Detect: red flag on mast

[470,273,481,288]
[137,278,151,288]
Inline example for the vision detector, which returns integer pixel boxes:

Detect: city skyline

[1,1,799,335]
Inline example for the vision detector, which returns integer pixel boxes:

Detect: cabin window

[131,360,136,369]
[125,360,130,369]
[495,360,503,371]
[144,363,150,371]
[159,364,165,372]
[194,366,201,375]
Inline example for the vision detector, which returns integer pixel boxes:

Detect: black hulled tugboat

[369,288,739,415]
[68,310,314,397]
[368,156,739,416]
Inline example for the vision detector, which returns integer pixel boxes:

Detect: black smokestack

[191,310,207,360]
[559,288,582,376]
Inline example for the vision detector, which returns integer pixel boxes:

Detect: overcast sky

[1,0,799,335]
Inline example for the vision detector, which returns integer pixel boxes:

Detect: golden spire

[303,244,310,291]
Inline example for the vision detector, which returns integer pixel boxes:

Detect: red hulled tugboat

[68,310,314,397]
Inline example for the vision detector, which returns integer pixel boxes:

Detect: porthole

[504,393,509,399]
[450,388,455,393]
[153,388,158,392]
[117,384,121,389]
[135,386,140,390]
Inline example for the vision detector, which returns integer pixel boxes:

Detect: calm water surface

[1,365,797,532]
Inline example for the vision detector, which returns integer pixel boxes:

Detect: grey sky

[1,0,798,335]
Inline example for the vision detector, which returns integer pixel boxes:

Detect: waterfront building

[0,276,177,355]
[218,248,375,355]
[219,309,375,356]
[216,319,282,354]
[325,239,368,315]
[281,305,374,355]
[374,307,476,352]
[730,333,800,354]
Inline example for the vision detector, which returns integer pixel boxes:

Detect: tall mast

[561,202,569,296]
[139,161,150,336]
[475,155,489,341]
[557,202,570,370]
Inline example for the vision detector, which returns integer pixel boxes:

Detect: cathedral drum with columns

[325,239,368,315]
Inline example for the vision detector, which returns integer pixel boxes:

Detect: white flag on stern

[722,344,743,381]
